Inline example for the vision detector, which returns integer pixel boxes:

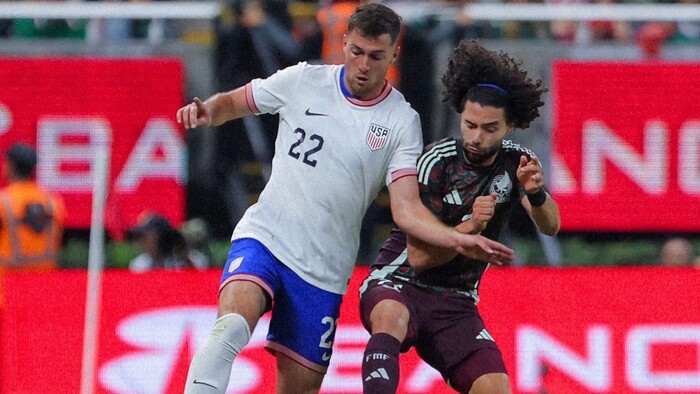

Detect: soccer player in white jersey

[176,4,515,393]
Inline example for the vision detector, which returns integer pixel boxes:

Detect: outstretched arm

[517,155,560,235]
[387,176,514,270]
[407,193,498,270]
[176,86,254,129]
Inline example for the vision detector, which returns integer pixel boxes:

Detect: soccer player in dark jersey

[359,40,561,394]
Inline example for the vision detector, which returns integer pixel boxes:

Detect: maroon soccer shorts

[359,277,507,384]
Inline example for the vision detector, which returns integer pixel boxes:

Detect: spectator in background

[0,19,11,38]
[127,213,208,272]
[586,0,631,42]
[499,0,550,40]
[658,237,693,267]
[670,0,700,43]
[180,217,213,269]
[12,18,86,39]
[204,0,304,231]
[223,0,303,78]
[93,0,155,43]
[634,0,700,57]
[85,0,183,44]
[636,21,673,58]
[317,0,364,66]
[0,143,66,271]
[450,0,497,42]
[12,3,87,40]
[547,0,585,43]
[549,0,631,44]
[288,0,324,61]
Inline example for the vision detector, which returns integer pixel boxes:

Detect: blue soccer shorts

[220,237,343,373]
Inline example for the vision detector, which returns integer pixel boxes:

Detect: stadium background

[0,1,699,393]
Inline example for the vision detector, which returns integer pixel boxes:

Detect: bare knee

[218,280,268,332]
[469,373,511,394]
[369,299,409,342]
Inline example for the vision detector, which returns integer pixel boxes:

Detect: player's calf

[362,333,401,394]
[184,313,251,393]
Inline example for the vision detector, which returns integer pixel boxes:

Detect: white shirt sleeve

[385,114,423,186]
[248,62,307,115]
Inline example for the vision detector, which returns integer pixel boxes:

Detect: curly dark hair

[442,40,548,129]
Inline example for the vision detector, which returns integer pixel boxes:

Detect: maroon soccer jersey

[373,137,537,300]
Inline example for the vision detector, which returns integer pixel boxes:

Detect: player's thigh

[218,280,267,332]
[413,294,506,387]
[447,347,509,393]
[267,264,343,374]
[468,372,511,394]
[359,277,414,344]
[276,352,324,394]
[218,237,281,331]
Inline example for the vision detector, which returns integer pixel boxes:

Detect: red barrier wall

[551,61,700,232]
[2,267,699,393]
[0,58,186,237]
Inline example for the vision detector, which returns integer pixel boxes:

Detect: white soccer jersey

[231,62,422,294]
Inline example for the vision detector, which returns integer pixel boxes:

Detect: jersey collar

[340,66,392,107]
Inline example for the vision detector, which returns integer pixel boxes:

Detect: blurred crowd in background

[0,0,698,270]
[1,0,698,45]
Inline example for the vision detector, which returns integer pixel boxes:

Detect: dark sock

[362,332,401,394]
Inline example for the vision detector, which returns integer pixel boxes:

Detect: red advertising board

[0,58,186,237]
[551,62,700,232]
[2,267,700,393]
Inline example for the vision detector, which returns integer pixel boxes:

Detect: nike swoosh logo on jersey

[192,380,217,389]
[305,108,328,116]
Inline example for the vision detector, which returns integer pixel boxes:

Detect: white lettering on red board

[99,308,700,393]
[552,120,700,195]
[679,121,700,194]
[37,117,112,191]
[517,324,700,392]
[626,325,700,391]
[517,324,612,391]
[35,116,184,193]
[0,103,12,135]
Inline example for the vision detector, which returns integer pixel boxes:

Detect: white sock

[184,313,251,393]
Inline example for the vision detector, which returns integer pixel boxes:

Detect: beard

[463,143,501,165]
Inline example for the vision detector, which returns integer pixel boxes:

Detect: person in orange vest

[0,143,66,271]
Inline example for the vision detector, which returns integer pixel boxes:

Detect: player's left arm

[517,155,560,236]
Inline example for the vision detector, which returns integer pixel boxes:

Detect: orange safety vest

[0,181,65,271]
[317,1,401,87]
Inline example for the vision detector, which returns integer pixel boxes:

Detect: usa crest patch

[366,123,390,151]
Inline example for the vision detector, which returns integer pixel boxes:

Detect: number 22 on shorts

[319,316,338,362]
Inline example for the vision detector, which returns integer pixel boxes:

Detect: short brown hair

[347,3,402,45]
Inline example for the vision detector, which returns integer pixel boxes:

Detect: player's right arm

[176,86,254,129]
[388,177,513,270]
[406,193,498,270]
